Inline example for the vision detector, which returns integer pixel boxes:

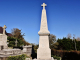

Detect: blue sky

[0,0,80,44]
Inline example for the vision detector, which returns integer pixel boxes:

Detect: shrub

[51,55,61,60]
[51,49,80,60]
[7,54,26,60]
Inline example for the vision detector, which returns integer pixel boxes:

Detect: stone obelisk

[37,3,51,60]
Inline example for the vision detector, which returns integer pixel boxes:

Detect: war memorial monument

[34,3,55,60]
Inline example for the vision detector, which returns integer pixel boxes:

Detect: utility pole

[73,34,77,51]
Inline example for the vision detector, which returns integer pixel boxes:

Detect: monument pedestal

[37,35,51,60]
[33,57,54,60]
[37,48,51,59]
[0,34,8,50]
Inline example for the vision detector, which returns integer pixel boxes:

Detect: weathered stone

[37,3,54,60]
[0,34,8,50]
[2,25,7,35]
[0,25,23,60]
[23,45,32,56]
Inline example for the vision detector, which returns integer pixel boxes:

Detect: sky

[0,0,80,44]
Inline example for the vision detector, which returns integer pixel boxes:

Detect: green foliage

[57,37,80,51]
[51,55,61,60]
[57,37,74,50]
[7,36,24,47]
[11,28,30,45]
[51,49,80,60]
[7,54,26,60]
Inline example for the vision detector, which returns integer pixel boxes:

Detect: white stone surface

[37,3,53,60]
[0,49,22,55]
[37,36,51,59]
[3,25,7,35]
[23,45,32,52]
[0,35,7,45]
[23,47,27,52]
[0,34,8,50]
[38,3,50,35]
[23,45,32,56]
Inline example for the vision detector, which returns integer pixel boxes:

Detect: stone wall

[0,49,22,60]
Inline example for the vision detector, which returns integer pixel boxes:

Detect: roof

[0,27,3,34]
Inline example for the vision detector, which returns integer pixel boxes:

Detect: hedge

[51,49,80,60]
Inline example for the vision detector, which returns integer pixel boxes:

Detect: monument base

[33,57,56,60]
[37,48,51,59]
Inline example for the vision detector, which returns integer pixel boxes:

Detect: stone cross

[15,39,18,47]
[41,3,47,9]
[3,25,7,35]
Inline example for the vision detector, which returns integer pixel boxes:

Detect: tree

[11,28,25,39]
[57,37,74,50]
[67,33,71,38]
[11,28,30,45]
[7,36,24,47]
[76,37,80,41]
[49,34,59,49]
